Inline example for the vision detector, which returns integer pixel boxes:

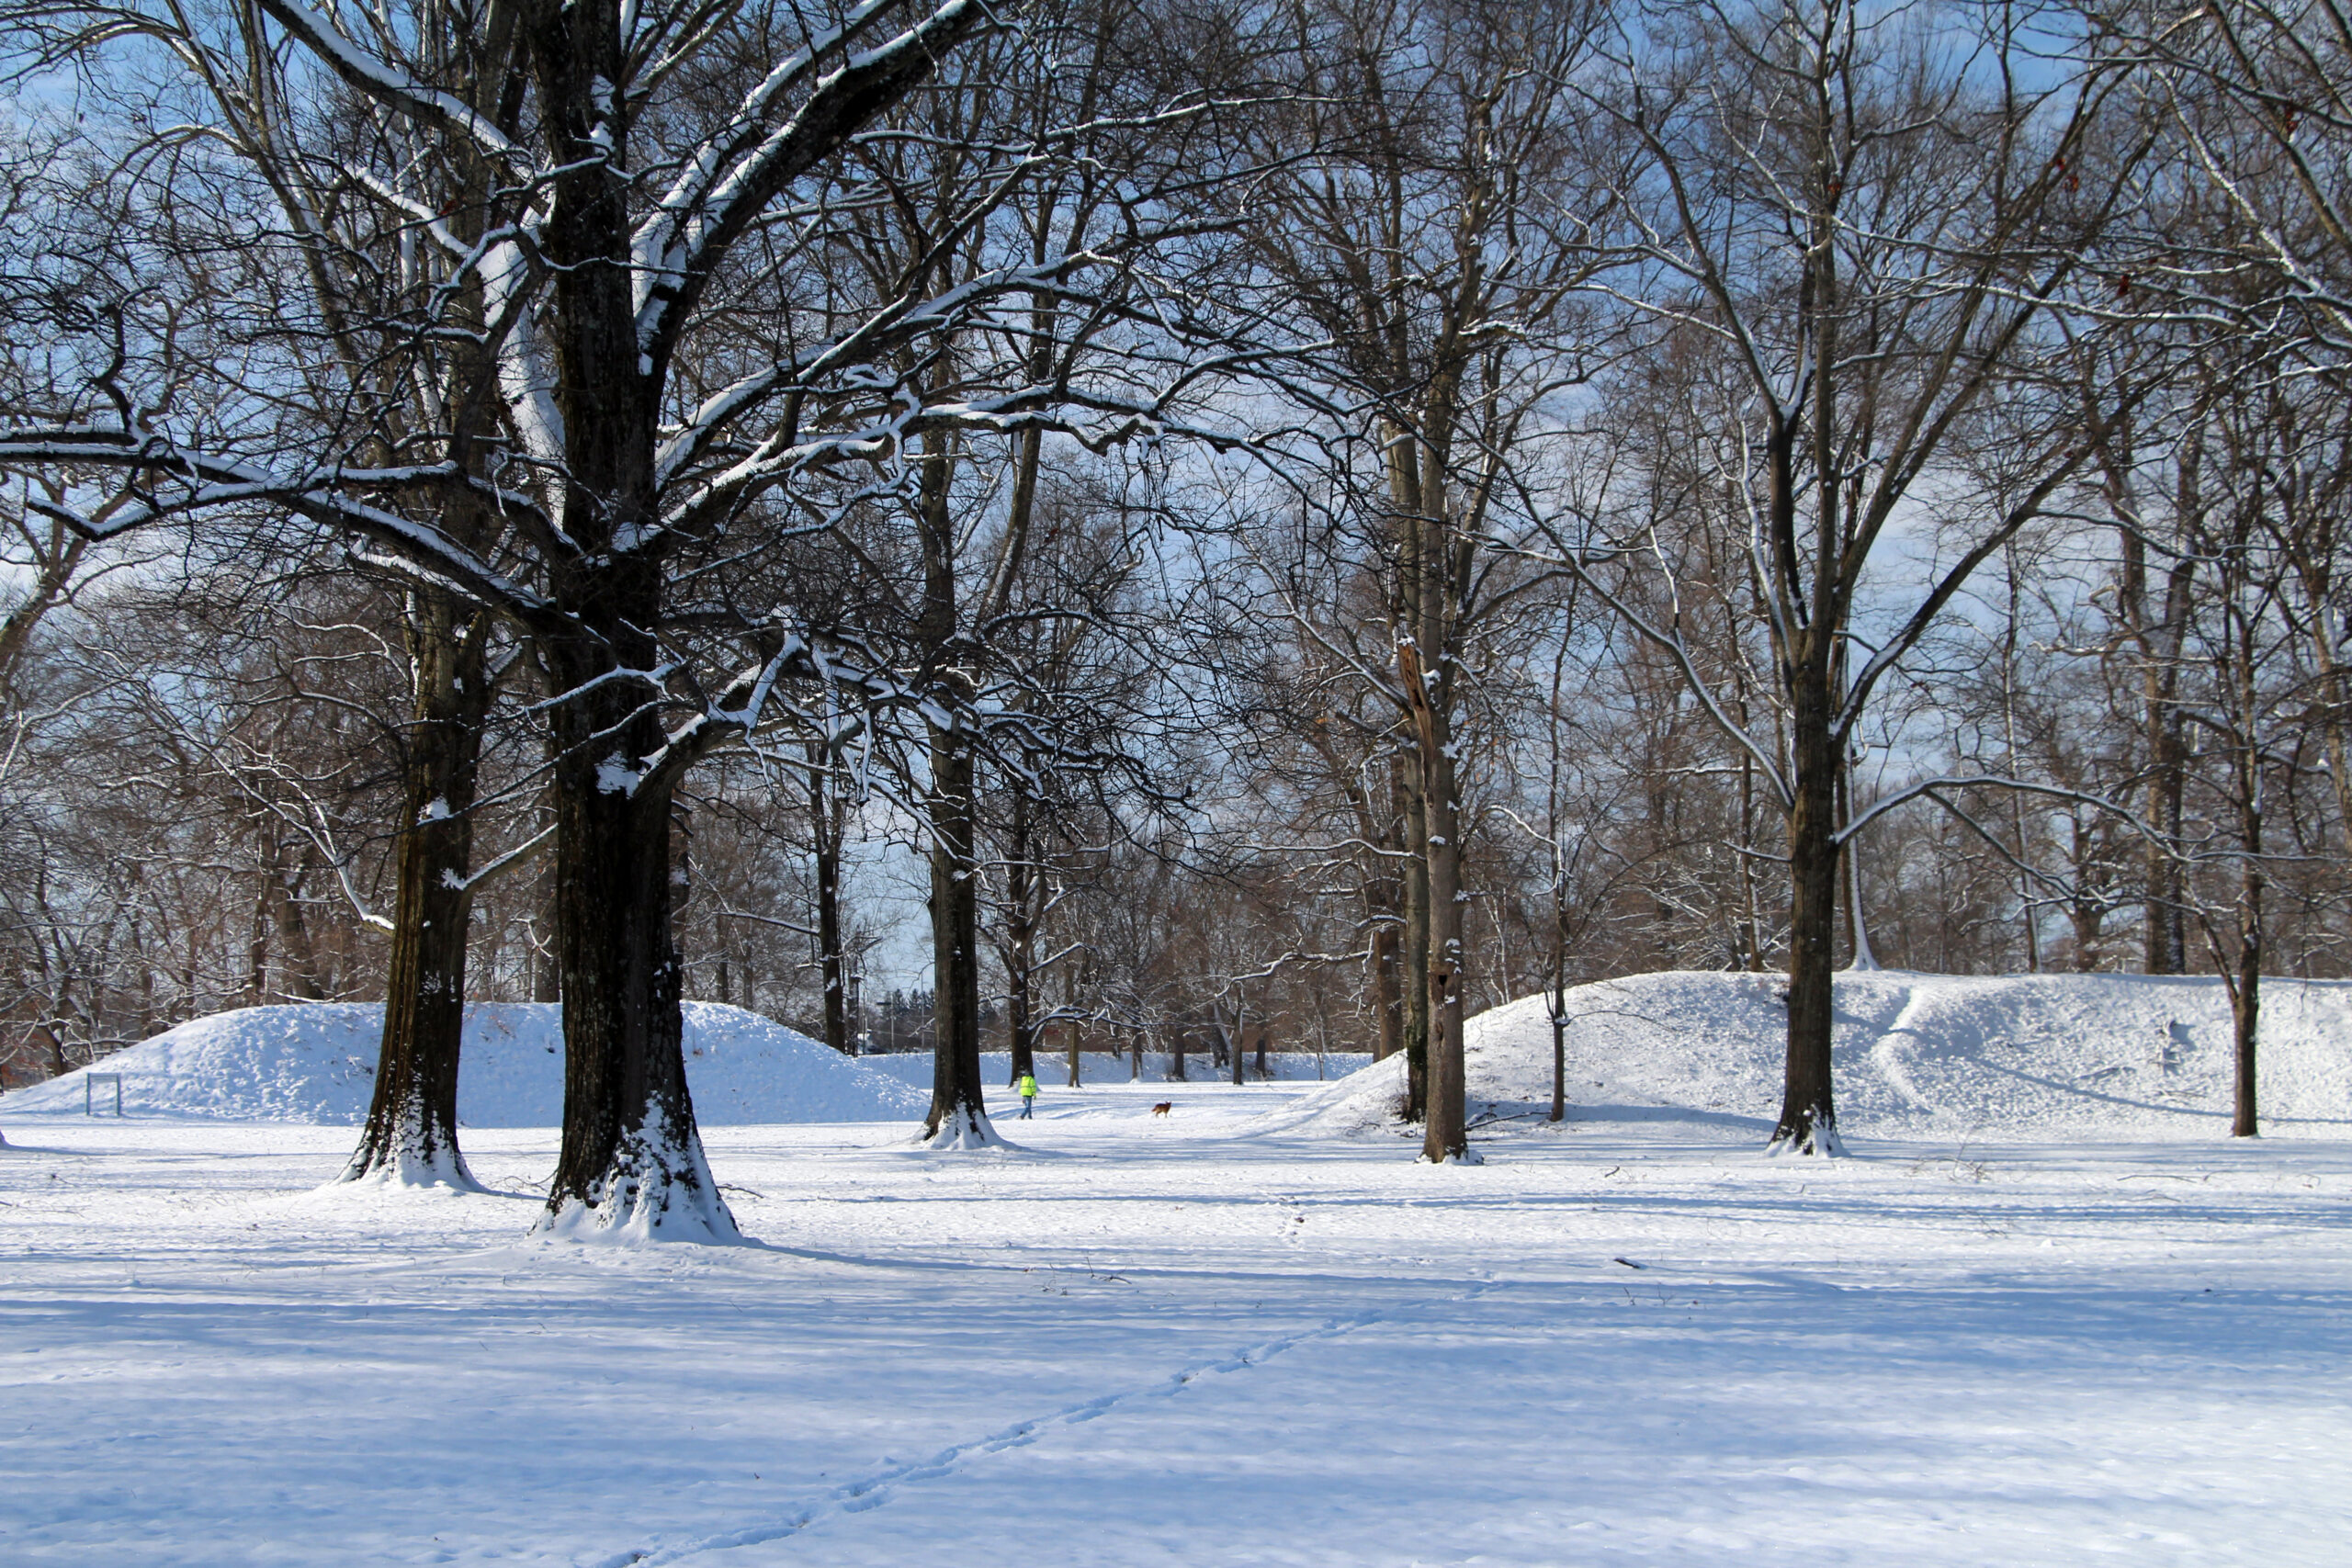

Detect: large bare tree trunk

[345,595,490,1187]
[542,750,727,1235]
[922,716,992,1144]
[1404,643,1469,1163]
[911,421,994,1148]
[537,542,732,1237]
[1772,665,1843,1156]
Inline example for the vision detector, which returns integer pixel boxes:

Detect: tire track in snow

[586,1288,1485,1567]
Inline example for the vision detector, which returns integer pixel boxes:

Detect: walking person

[1018,1071,1038,1119]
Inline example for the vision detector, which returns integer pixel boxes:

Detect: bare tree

[1527,0,2142,1151]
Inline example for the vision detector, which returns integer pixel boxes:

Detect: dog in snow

[1150,1101,1173,1117]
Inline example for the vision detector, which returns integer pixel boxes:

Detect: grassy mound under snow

[2,1001,927,1126]
[1262,969,2352,1144]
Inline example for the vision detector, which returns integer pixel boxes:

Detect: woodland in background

[2,0,2350,1212]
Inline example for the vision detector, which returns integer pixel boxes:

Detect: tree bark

[922,716,992,1145]
[2233,896,2261,1138]
[2122,527,2195,976]
[540,654,730,1235]
[2230,646,2264,1139]
[811,739,852,1053]
[535,543,731,1235]
[1772,660,1842,1156]
[1549,1004,1566,1124]
[1403,642,1468,1163]
[1004,785,1037,1088]
[1369,919,1402,1062]
[345,593,490,1187]
[1397,755,1430,1122]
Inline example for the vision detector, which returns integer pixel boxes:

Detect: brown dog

[1150,1101,1173,1117]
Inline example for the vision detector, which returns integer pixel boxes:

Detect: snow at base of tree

[921,1104,1009,1150]
[0,1001,928,1126]
[1261,970,2352,1143]
[532,1111,743,1246]
[337,1137,481,1191]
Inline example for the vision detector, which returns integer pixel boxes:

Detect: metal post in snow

[85,1073,123,1116]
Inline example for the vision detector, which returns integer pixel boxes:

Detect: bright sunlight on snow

[4,975,2348,1567]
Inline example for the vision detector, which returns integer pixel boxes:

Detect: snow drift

[2,1001,927,1126]
[1266,969,2352,1143]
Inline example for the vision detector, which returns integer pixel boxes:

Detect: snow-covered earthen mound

[1265,970,2352,1143]
[3,1001,927,1126]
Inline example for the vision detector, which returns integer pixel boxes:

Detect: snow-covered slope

[1266,969,2352,1142]
[2,1001,927,1125]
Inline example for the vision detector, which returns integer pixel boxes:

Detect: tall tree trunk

[810,740,852,1054]
[530,859,560,1002]
[268,843,330,1000]
[2233,882,2261,1138]
[1369,918,1403,1063]
[2144,703,2188,975]
[1772,666,1842,1156]
[2002,543,2042,971]
[1397,755,1430,1121]
[2231,657,2264,1138]
[1738,748,1766,971]
[538,582,733,1237]
[1549,1006,1566,1124]
[1548,910,1568,1123]
[345,595,490,1187]
[1004,786,1036,1089]
[1404,642,1469,1163]
[2132,541,2197,976]
[922,716,992,1144]
[912,417,992,1147]
[247,866,270,1007]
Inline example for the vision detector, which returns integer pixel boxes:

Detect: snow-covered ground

[2,1002,924,1125]
[4,972,2348,1564]
[5,1075,2348,1565]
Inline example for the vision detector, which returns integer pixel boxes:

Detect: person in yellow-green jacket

[1017,1072,1038,1119]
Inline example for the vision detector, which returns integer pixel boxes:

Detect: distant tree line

[2,0,2347,1216]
